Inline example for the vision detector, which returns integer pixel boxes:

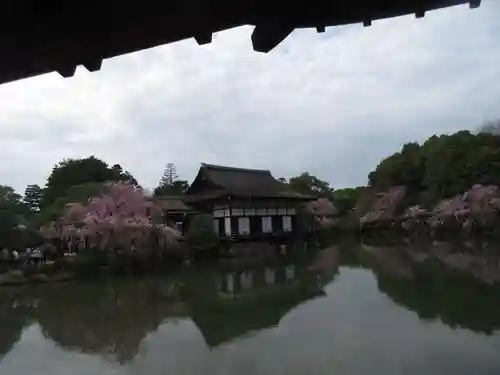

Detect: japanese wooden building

[153,196,199,235]
[182,163,315,240]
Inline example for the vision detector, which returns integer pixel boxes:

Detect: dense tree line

[36,157,139,224]
[0,185,41,249]
[368,125,500,207]
[278,173,362,214]
[41,156,137,208]
[0,158,192,241]
[0,156,142,249]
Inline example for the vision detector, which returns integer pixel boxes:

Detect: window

[213,209,224,217]
[283,216,292,232]
[213,219,219,235]
[262,216,273,233]
[265,268,275,285]
[241,271,253,290]
[238,217,250,235]
[224,217,232,236]
[226,274,234,293]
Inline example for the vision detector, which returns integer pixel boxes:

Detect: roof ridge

[201,162,271,174]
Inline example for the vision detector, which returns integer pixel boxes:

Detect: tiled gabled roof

[153,196,194,212]
[186,163,314,200]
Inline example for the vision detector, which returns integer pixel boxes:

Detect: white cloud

[0,1,499,193]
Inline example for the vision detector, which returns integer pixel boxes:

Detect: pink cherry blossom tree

[41,181,179,251]
[305,198,339,228]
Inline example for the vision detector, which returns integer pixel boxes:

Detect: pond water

[1,241,500,375]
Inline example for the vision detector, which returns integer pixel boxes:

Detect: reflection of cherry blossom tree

[41,182,179,251]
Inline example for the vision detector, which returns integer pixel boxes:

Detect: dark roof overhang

[0,1,479,85]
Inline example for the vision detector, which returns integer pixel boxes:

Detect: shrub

[0,269,26,285]
[52,257,74,273]
[186,214,219,250]
[0,264,8,275]
[21,263,39,278]
[30,273,49,283]
[72,253,104,277]
[39,262,58,276]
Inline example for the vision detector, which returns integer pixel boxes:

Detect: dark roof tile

[154,196,194,211]
[187,163,314,200]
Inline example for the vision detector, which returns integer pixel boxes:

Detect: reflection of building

[0,261,331,361]
[219,265,298,297]
[158,163,315,240]
[190,263,328,348]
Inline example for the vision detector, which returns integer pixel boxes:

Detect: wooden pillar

[227,196,233,237]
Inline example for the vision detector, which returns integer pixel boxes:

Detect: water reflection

[2,241,500,374]
[0,290,33,360]
[38,280,188,363]
[0,255,334,364]
[192,260,332,348]
[358,240,500,335]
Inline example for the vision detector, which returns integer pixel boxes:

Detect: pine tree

[24,184,43,212]
[154,163,188,196]
[160,163,178,186]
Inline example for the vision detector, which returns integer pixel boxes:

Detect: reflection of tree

[188,262,329,348]
[360,242,415,280]
[362,244,500,335]
[35,280,188,363]
[0,254,334,361]
[0,288,33,359]
[308,246,341,279]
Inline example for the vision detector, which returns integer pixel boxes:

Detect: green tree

[160,163,178,186]
[368,142,425,192]
[23,184,43,212]
[41,156,137,208]
[422,131,500,197]
[186,214,219,250]
[477,119,500,135]
[288,172,334,198]
[0,185,22,204]
[367,129,500,202]
[37,182,107,225]
[0,185,36,248]
[153,163,189,196]
[153,180,189,196]
[331,187,363,214]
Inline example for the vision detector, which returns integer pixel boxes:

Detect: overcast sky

[0,2,499,194]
